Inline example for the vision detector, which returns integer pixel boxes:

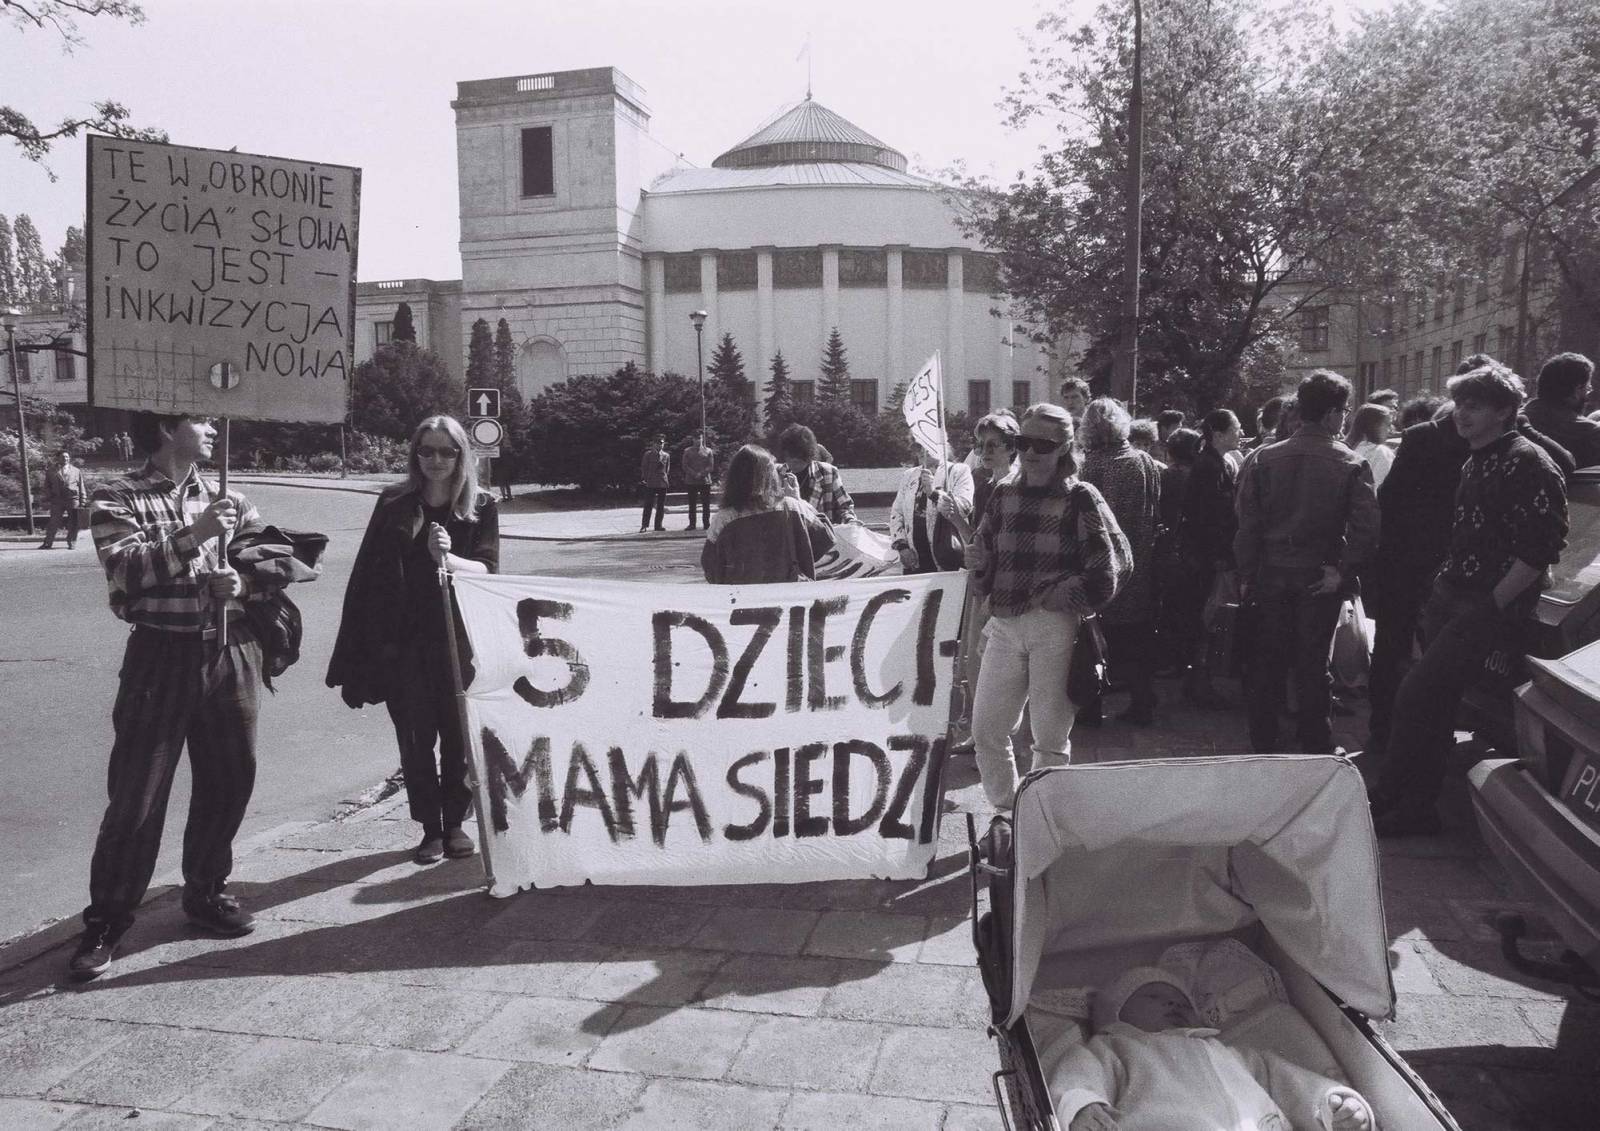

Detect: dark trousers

[685,485,711,528]
[84,625,261,933]
[640,488,666,529]
[1246,567,1344,753]
[41,503,80,548]
[1377,581,1517,814]
[1167,561,1215,671]
[1102,619,1157,712]
[1366,581,1429,754]
[386,643,472,832]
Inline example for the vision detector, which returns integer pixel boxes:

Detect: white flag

[902,352,948,461]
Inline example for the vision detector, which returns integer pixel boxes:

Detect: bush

[771,399,916,468]
[307,452,342,472]
[345,430,408,474]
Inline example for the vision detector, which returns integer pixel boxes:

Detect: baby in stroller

[1051,966,1376,1131]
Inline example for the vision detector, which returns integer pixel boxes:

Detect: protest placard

[452,571,968,892]
[86,136,359,424]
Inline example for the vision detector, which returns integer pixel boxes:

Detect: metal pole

[1114,0,1144,406]
[695,324,706,434]
[6,324,35,535]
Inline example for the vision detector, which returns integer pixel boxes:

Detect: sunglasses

[418,445,460,461]
[1015,435,1065,455]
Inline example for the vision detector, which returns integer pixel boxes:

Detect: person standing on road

[69,413,279,981]
[1234,371,1379,756]
[1372,365,1568,836]
[327,415,499,866]
[776,423,856,525]
[39,448,88,549]
[639,434,669,533]
[889,444,974,574]
[1174,411,1242,707]
[682,431,715,531]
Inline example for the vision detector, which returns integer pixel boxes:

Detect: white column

[821,246,840,343]
[699,250,719,353]
[757,248,775,374]
[946,250,966,399]
[887,246,904,387]
[647,255,666,376]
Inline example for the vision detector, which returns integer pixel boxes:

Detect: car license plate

[1560,754,1600,831]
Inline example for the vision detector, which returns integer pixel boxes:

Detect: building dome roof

[713,99,908,173]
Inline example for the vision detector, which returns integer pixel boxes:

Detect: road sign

[468,416,503,459]
[468,388,501,419]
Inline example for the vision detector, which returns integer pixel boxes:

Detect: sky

[3,0,1386,283]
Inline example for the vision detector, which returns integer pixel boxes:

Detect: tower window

[521,127,554,197]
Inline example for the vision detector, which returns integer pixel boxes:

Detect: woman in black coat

[327,415,499,864]
[1174,409,1241,706]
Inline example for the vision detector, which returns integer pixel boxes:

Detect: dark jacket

[1369,418,1467,618]
[1233,422,1379,579]
[326,484,499,708]
[701,499,817,584]
[1179,447,1236,568]
[1523,398,1600,471]
[229,526,327,689]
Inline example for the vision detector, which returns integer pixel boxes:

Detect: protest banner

[452,571,967,893]
[86,136,359,424]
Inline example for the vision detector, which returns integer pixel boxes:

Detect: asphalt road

[0,483,708,944]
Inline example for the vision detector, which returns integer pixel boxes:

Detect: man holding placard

[68,412,271,981]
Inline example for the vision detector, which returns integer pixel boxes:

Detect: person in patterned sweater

[775,423,856,525]
[965,403,1131,808]
[1373,364,1568,837]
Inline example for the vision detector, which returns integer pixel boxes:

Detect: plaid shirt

[975,477,1130,617]
[798,461,856,525]
[90,462,263,634]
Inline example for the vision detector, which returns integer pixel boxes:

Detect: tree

[391,302,417,343]
[493,318,516,391]
[0,216,16,305]
[763,350,794,428]
[12,214,48,303]
[958,0,1376,412]
[2,1,165,174]
[818,327,852,403]
[465,318,494,387]
[349,343,463,440]
[707,332,750,400]
[776,398,914,468]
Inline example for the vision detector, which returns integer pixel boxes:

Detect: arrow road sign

[468,388,501,419]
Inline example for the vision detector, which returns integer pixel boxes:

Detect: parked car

[1468,468,1600,974]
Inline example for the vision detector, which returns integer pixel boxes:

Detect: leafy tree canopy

[349,342,463,441]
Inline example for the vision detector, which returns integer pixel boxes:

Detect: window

[968,380,991,418]
[791,380,815,403]
[1501,235,1521,294]
[964,253,1001,293]
[1397,294,1409,327]
[1472,331,1488,355]
[374,321,393,346]
[1414,349,1424,380]
[1497,325,1513,360]
[1299,306,1330,351]
[717,252,757,291]
[1382,357,1393,387]
[663,254,701,294]
[1012,380,1031,408]
[1452,278,1466,317]
[902,250,948,287]
[54,337,74,382]
[1476,274,1490,306]
[1433,289,1446,323]
[1450,340,1463,372]
[849,380,878,413]
[1397,353,1409,387]
[520,127,554,197]
[1431,345,1443,382]
[1359,361,1378,395]
[1415,292,1427,327]
[774,248,822,288]
[838,249,886,287]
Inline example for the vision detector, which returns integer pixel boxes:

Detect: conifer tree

[764,350,794,426]
[0,216,17,306]
[13,214,48,303]
[707,331,750,400]
[466,318,494,386]
[493,319,516,392]
[818,327,852,403]
[392,301,417,343]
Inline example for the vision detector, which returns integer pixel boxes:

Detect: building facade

[356,66,1055,418]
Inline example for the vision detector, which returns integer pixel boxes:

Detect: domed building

[359,66,1054,419]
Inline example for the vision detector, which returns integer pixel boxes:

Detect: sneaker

[414,832,445,865]
[182,889,255,937]
[444,827,476,859]
[68,925,121,982]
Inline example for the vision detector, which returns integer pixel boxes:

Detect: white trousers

[970,606,1081,808]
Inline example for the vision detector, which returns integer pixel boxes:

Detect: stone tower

[452,68,651,397]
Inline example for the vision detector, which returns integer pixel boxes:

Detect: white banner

[902,351,948,461]
[453,571,967,893]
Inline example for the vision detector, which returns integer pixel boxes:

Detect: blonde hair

[406,415,483,522]
[1021,402,1079,477]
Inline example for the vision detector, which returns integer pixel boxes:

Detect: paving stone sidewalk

[2,690,1596,1129]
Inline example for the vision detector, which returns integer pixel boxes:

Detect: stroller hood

[1003,755,1394,1026]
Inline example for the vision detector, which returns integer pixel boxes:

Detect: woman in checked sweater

[966,403,1131,808]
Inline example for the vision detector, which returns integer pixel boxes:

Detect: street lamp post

[2,308,35,535]
[690,310,708,434]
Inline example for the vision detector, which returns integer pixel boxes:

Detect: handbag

[1067,613,1110,706]
[929,507,966,572]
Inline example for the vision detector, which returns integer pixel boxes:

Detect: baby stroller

[967,754,1460,1130]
